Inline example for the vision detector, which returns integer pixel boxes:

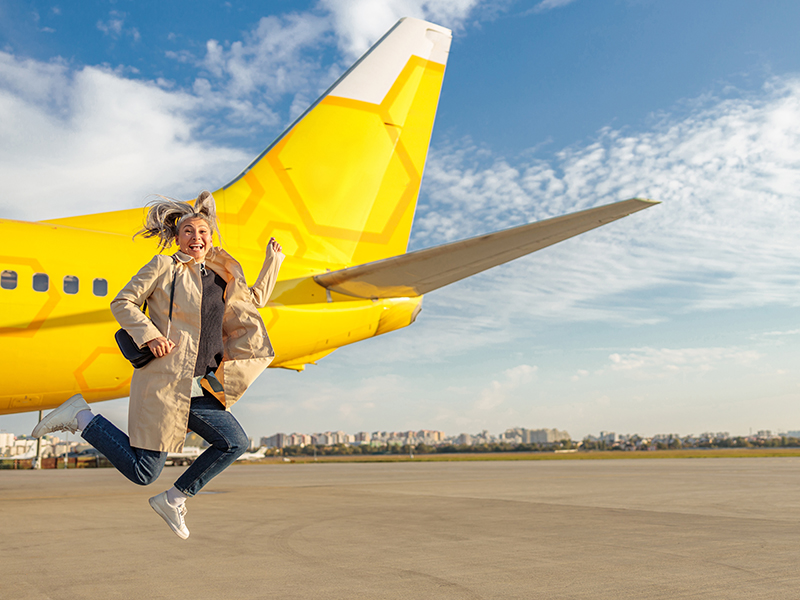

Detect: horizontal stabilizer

[314,198,658,299]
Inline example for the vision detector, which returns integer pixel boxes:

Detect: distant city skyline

[5,422,799,447]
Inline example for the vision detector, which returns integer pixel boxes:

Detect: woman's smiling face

[177,217,213,261]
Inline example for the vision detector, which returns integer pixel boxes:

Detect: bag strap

[164,257,178,339]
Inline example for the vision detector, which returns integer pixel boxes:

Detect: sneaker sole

[149,497,190,540]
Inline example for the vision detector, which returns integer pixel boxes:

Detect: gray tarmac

[3,457,800,599]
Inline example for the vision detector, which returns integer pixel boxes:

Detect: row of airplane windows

[0,270,109,296]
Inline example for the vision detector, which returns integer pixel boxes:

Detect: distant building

[261,433,288,449]
[408,429,445,446]
[502,427,570,445]
[527,428,570,444]
[500,428,523,444]
[415,430,445,444]
[10,436,37,456]
[599,431,618,444]
[0,432,15,450]
[329,431,353,445]
[312,432,333,446]
[287,433,312,447]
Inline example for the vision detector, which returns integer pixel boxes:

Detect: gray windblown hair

[136,190,221,251]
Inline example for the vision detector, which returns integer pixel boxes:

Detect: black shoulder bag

[115,264,178,369]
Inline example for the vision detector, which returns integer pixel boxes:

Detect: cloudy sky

[2,0,800,442]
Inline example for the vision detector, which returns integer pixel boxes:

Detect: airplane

[0,17,657,418]
[0,447,38,461]
[166,446,203,466]
[236,447,269,462]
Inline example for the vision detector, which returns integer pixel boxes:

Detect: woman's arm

[110,256,170,349]
[249,238,285,308]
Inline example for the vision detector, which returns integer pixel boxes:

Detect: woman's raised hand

[146,336,176,358]
[267,237,282,255]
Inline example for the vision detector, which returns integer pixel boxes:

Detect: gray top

[193,266,226,377]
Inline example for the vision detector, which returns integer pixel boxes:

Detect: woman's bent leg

[174,395,248,496]
[81,415,166,485]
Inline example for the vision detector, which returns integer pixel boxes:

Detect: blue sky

[2,0,800,442]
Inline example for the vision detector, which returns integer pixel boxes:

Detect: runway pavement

[3,457,800,599]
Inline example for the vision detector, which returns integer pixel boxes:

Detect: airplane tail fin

[216,17,452,266]
[314,199,658,299]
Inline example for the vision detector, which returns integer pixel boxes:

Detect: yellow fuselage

[0,218,421,414]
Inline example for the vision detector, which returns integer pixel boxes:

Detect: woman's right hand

[267,237,282,255]
[146,336,176,358]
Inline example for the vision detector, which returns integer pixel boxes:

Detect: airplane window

[32,273,49,292]
[64,275,79,294]
[93,278,108,297]
[1,270,17,290]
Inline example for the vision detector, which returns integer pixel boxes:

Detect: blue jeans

[81,393,248,496]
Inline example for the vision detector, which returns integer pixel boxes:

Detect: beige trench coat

[111,247,284,453]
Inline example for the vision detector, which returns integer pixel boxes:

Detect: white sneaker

[149,492,190,539]
[31,394,90,438]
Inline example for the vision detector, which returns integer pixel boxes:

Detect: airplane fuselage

[0,217,421,414]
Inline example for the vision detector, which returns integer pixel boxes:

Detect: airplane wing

[314,198,657,299]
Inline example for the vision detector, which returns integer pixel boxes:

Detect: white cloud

[320,0,483,57]
[169,2,488,125]
[97,17,123,37]
[412,77,800,329]
[476,364,537,410]
[606,347,761,376]
[238,370,411,424]
[97,11,140,42]
[531,0,579,13]
[571,369,589,381]
[761,329,800,337]
[193,12,330,125]
[0,52,249,219]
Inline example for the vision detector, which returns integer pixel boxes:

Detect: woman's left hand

[267,237,282,255]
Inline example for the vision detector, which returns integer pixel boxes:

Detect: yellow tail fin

[216,18,452,266]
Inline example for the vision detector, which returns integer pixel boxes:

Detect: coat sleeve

[248,247,285,308]
[110,255,168,348]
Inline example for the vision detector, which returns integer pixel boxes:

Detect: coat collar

[172,248,245,285]
[173,250,199,265]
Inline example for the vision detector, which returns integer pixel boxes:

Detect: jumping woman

[32,191,283,539]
